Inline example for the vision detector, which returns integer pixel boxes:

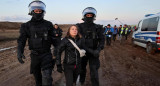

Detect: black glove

[93,50,100,57]
[57,65,63,73]
[17,51,25,64]
[88,49,94,55]
[88,49,100,57]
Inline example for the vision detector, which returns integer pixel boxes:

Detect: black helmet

[82,7,97,19]
[28,0,46,15]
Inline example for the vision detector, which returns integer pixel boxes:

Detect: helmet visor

[28,1,46,13]
[82,7,97,17]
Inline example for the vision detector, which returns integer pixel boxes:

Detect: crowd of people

[104,24,132,46]
[17,0,135,86]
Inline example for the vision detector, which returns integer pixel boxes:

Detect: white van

[132,13,160,54]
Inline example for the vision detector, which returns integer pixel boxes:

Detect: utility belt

[31,49,51,55]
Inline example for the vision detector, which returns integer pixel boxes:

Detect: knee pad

[42,69,53,86]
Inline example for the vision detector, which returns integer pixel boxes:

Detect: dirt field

[0,24,160,86]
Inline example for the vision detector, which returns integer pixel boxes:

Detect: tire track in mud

[102,40,160,86]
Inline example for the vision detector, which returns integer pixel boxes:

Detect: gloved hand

[87,49,100,57]
[87,49,94,55]
[57,65,63,73]
[17,51,25,64]
[93,50,100,57]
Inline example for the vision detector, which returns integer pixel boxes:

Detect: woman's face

[54,25,58,29]
[69,26,78,38]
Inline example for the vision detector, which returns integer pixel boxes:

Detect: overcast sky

[0,0,160,26]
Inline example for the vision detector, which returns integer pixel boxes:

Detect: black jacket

[53,28,63,38]
[17,18,55,53]
[56,37,86,65]
[76,23,105,52]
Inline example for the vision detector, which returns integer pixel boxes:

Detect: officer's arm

[48,22,56,45]
[17,23,28,54]
[81,37,95,54]
[97,25,105,51]
[56,38,66,66]
[17,23,28,63]
[81,37,87,50]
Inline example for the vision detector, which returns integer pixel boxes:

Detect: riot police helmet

[82,7,97,19]
[28,0,46,15]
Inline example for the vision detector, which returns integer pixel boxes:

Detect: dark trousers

[106,36,111,45]
[80,53,100,86]
[30,52,53,86]
[33,68,53,86]
[64,64,80,86]
[53,38,61,57]
[113,34,117,41]
[125,35,128,40]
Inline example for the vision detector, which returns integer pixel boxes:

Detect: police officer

[120,24,128,44]
[113,25,118,41]
[53,24,63,57]
[17,0,55,86]
[76,7,105,86]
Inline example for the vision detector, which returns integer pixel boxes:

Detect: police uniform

[77,22,104,86]
[52,27,63,57]
[17,1,55,86]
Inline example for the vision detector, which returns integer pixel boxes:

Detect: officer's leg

[80,56,89,84]
[89,56,100,86]
[64,65,74,86]
[41,53,53,86]
[42,68,53,86]
[30,53,42,86]
[33,67,42,86]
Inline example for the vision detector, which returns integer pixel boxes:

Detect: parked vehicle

[132,13,160,54]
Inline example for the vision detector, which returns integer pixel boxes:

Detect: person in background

[112,25,118,41]
[128,25,132,35]
[104,24,113,46]
[117,25,122,41]
[120,24,129,44]
[53,24,63,57]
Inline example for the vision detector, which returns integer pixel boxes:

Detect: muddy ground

[0,30,160,86]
